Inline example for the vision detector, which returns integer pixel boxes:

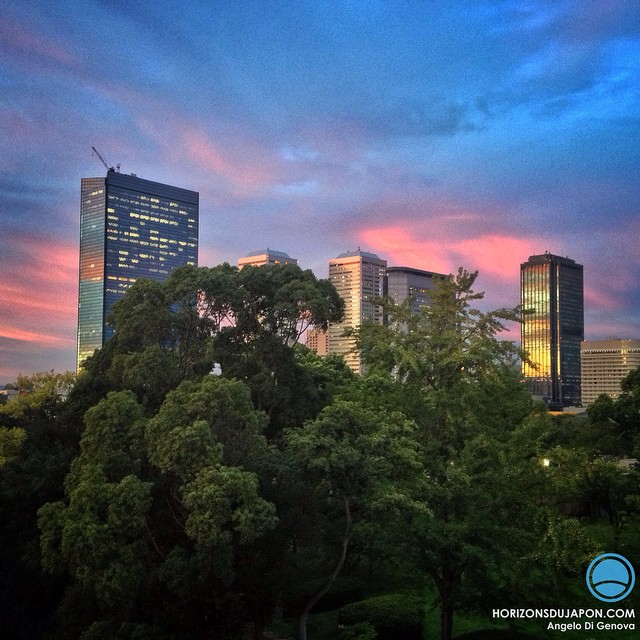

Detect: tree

[0,426,26,466]
[0,370,76,422]
[603,366,640,457]
[284,399,419,640]
[356,270,590,640]
[39,377,279,639]
[0,372,80,640]
[234,263,343,346]
[76,263,344,430]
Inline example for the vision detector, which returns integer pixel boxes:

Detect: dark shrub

[337,593,423,640]
[314,576,370,613]
[337,621,377,640]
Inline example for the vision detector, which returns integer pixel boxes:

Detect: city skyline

[1,1,639,382]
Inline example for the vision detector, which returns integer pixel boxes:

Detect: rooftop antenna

[91,146,120,173]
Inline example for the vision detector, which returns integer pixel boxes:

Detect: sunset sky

[1,1,639,383]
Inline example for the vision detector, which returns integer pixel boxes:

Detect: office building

[238,249,297,268]
[385,266,446,312]
[306,327,328,356]
[77,170,198,370]
[327,250,387,374]
[0,383,19,405]
[581,339,640,405]
[520,253,584,408]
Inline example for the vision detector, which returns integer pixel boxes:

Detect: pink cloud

[0,237,77,343]
[0,18,78,67]
[181,126,275,190]
[359,225,558,281]
[453,235,559,280]
[359,226,452,274]
[584,284,622,312]
[0,325,73,348]
[122,96,281,195]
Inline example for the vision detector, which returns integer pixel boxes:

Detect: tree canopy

[3,265,638,640]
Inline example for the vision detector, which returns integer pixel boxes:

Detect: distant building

[77,170,198,370]
[0,383,19,405]
[581,339,640,405]
[520,253,584,408]
[385,266,447,312]
[238,249,297,268]
[327,249,387,374]
[306,327,328,356]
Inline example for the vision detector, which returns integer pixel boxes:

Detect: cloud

[359,225,556,280]
[0,234,77,342]
[0,326,73,347]
[0,17,79,68]
[0,0,638,380]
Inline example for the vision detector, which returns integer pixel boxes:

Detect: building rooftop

[522,253,581,267]
[387,266,447,278]
[244,249,293,259]
[334,249,383,260]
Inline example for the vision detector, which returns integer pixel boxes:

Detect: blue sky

[1,0,639,382]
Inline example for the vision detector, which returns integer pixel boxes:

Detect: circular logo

[586,553,635,602]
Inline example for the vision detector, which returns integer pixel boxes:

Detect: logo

[586,553,635,603]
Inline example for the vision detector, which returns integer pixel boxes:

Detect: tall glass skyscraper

[327,250,387,374]
[385,266,446,313]
[520,253,583,408]
[77,170,198,370]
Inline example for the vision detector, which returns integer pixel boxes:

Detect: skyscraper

[520,253,584,408]
[237,249,297,268]
[385,266,446,313]
[327,250,386,374]
[77,170,198,370]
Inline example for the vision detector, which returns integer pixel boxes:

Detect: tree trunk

[440,600,454,640]
[438,567,456,640]
[296,497,353,640]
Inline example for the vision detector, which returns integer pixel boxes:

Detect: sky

[1,0,639,383]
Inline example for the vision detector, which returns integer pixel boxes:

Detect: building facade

[385,266,446,313]
[520,253,584,408]
[305,327,328,356]
[77,170,198,370]
[238,249,297,268]
[327,250,387,374]
[581,339,640,405]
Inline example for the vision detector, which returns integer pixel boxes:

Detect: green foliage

[77,263,344,433]
[534,512,600,577]
[146,375,268,477]
[37,374,283,638]
[38,394,154,613]
[0,426,26,465]
[284,399,420,639]
[582,366,640,457]
[0,371,82,640]
[357,269,523,392]
[286,399,419,500]
[10,265,638,640]
[337,593,424,640]
[183,464,277,546]
[0,370,76,421]
[337,621,377,640]
[234,262,344,344]
[354,270,588,640]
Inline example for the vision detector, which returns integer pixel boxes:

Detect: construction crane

[91,146,120,173]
